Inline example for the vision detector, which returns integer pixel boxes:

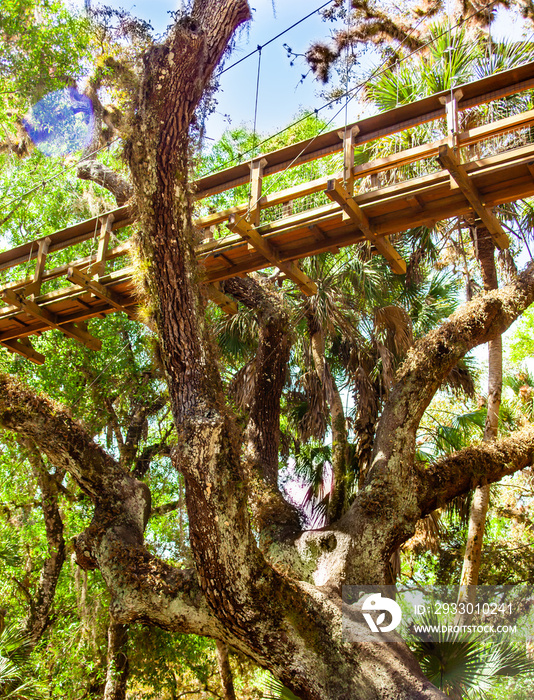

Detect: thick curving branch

[77,160,133,205]
[356,260,534,533]
[418,425,534,516]
[221,276,301,537]
[294,264,534,589]
[372,261,534,468]
[77,86,133,205]
[0,374,225,639]
[0,375,125,500]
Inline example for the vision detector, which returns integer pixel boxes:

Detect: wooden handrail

[193,60,534,199]
[3,62,534,275]
[194,106,534,231]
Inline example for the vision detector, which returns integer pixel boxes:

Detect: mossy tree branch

[418,425,534,516]
[221,276,301,536]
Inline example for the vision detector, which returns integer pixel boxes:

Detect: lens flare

[23,87,95,157]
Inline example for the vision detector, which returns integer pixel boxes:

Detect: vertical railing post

[338,125,359,199]
[248,157,267,227]
[440,89,463,188]
[93,213,115,278]
[26,236,51,298]
[337,125,360,222]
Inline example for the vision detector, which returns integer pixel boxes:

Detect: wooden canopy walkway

[3,61,534,363]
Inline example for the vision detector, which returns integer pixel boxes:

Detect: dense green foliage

[1,0,534,698]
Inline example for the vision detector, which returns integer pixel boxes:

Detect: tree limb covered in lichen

[418,425,534,515]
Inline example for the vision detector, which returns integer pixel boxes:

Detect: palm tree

[297,251,362,522]
[458,223,502,612]
[0,623,44,699]
[361,20,534,597]
[409,614,534,700]
[285,244,468,530]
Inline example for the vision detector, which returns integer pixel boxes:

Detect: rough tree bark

[103,621,129,700]
[3,1,534,698]
[22,442,66,648]
[215,640,237,700]
[221,275,301,538]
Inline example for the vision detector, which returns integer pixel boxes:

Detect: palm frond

[418,407,486,459]
[406,270,460,338]
[403,511,442,554]
[442,357,478,399]
[504,368,534,394]
[294,443,331,497]
[423,24,477,93]
[410,616,534,700]
[473,39,534,79]
[215,306,258,364]
[374,305,413,354]
[228,361,256,411]
[0,624,45,699]
[261,675,302,700]
[290,371,328,442]
[364,62,420,110]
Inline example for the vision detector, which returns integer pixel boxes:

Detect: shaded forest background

[2,0,534,698]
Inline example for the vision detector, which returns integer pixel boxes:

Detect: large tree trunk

[459,225,502,608]
[103,621,129,700]
[215,641,236,700]
[125,2,447,697]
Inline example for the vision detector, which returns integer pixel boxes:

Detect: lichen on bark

[4,1,534,697]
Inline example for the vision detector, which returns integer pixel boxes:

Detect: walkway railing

[2,61,534,362]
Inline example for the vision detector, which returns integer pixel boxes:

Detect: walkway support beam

[67,268,134,319]
[325,180,406,275]
[25,237,51,297]
[438,144,509,250]
[206,283,238,315]
[249,158,267,228]
[1,289,102,351]
[228,215,317,296]
[0,338,45,365]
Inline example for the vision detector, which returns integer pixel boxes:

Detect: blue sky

[71,0,530,143]
[97,0,349,140]
[72,0,531,143]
